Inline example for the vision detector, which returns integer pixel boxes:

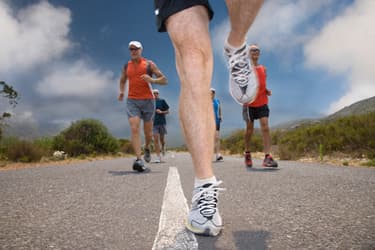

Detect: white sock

[194,176,217,188]
[225,39,246,51]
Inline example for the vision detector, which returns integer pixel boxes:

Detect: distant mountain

[274,96,375,130]
[325,96,375,120]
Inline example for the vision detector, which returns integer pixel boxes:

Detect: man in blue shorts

[152,89,169,163]
[154,0,264,236]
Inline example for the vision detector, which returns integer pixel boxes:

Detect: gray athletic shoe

[186,181,224,236]
[224,43,258,104]
[144,148,151,163]
[132,159,149,173]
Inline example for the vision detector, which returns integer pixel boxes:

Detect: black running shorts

[242,104,270,122]
[154,0,214,32]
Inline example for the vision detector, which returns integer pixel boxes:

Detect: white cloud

[36,60,115,97]
[0,1,71,74]
[304,0,375,113]
[212,0,337,57]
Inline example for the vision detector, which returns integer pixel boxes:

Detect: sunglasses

[129,47,140,51]
[250,48,260,53]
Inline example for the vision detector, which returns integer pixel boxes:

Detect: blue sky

[1,0,374,147]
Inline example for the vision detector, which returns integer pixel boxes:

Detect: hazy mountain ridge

[274,96,375,130]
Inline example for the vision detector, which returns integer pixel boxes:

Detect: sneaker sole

[185,221,222,237]
[263,164,278,168]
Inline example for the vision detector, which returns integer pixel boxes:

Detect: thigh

[126,99,142,119]
[154,0,214,32]
[140,99,155,122]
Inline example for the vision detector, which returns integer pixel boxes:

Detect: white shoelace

[226,47,252,87]
[192,181,225,217]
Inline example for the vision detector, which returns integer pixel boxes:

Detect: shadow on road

[197,230,270,250]
[246,168,280,172]
[108,170,161,176]
[233,230,270,250]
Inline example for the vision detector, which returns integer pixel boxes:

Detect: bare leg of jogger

[225,0,264,47]
[166,6,214,179]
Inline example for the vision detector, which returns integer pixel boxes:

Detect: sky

[1,0,374,147]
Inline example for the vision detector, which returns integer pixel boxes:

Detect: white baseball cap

[128,41,143,49]
[210,87,216,92]
[153,89,159,93]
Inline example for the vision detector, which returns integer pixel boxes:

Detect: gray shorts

[126,99,155,122]
[153,124,167,135]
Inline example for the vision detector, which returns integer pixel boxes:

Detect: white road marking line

[152,167,198,250]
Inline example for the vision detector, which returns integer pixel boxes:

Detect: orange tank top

[126,58,153,99]
[247,65,268,107]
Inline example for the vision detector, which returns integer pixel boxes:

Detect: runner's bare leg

[166,6,214,179]
[129,117,142,159]
[225,0,264,47]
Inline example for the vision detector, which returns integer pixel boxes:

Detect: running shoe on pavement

[154,157,161,163]
[144,148,151,163]
[216,155,224,162]
[132,159,150,173]
[224,42,259,104]
[244,151,253,168]
[263,154,278,168]
[186,181,225,236]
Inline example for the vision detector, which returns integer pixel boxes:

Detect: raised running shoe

[224,43,259,104]
[132,159,149,173]
[244,151,252,168]
[144,148,151,163]
[186,181,224,236]
[263,154,278,168]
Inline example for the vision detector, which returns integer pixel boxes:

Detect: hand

[266,89,272,96]
[156,109,162,114]
[141,74,153,83]
[118,93,124,101]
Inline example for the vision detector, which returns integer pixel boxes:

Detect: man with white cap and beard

[118,40,167,172]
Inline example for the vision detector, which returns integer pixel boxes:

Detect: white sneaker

[154,157,161,163]
[186,181,224,236]
[224,43,259,104]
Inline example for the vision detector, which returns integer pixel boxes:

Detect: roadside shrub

[118,138,134,154]
[5,138,44,162]
[277,112,375,159]
[52,119,119,157]
[221,129,263,154]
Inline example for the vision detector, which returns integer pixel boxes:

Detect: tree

[0,81,19,139]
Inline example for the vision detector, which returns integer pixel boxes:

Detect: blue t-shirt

[154,98,169,125]
[213,98,221,125]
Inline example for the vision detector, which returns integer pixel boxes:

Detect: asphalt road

[1,152,374,250]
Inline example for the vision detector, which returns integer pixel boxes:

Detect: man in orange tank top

[243,44,278,168]
[118,41,167,172]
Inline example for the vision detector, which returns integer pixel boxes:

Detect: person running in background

[243,44,278,168]
[154,0,264,236]
[211,88,223,162]
[152,89,169,163]
[118,40,167,172]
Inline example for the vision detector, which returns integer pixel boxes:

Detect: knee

[130,124,139,134]
[261,125,270,134]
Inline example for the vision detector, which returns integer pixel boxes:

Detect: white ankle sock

[225,39,246,51]
[194,176,217,188]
